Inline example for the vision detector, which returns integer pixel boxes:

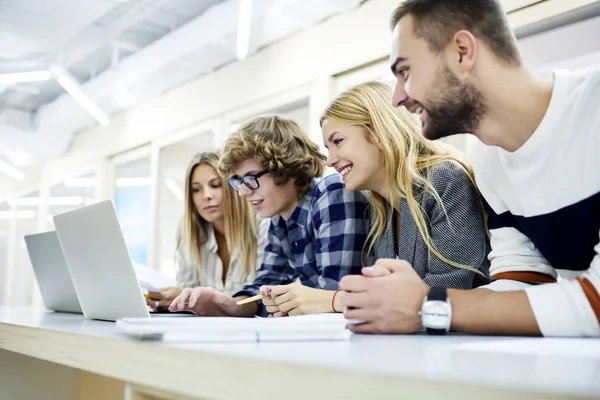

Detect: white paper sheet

[132,262,176,289]
[117,313,352,342]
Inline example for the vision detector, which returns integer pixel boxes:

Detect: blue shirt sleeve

[233,222,295,314]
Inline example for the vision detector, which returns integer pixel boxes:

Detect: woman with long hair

[146,151,268,310]
[320,81,489,289]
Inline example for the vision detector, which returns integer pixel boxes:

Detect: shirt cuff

[525,280,600,337]
[233,287,265,316]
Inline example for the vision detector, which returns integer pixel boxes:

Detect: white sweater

[175,215,269,296]
[470,66,600,337]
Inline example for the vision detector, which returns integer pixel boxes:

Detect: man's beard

[421,64,486,141]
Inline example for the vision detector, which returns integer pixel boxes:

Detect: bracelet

[331,289,341,313]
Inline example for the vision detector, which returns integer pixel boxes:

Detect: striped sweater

[470,66,600,337]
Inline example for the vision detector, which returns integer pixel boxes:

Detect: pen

[236,281,299,305]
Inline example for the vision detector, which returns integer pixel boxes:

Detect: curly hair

[219,115,326,197]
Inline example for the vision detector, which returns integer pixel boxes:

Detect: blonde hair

[178,151,258,282]
[219,115,326,197]
[320,81,485,275]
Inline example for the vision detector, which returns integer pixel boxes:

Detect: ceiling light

[0,71,52,85]
[166,179,184,200]
[236,0,253,60]
[84,198,99,206]
[230,123,240,133]
[53,68,110,127]
[0,160,25,181]
[116,177,152,187]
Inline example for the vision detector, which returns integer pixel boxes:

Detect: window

[113,156,152,267]
[0,202,11,307]
[10,191,39,307]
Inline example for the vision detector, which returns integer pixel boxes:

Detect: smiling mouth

[249,200,263,206]
[414,106,426,125]
[340,165,353,180]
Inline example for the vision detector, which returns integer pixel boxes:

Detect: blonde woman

[320,81,490,292]
[146,151,269,310]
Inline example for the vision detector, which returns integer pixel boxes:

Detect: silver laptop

[53,200,156,321]
[24,231,83,314]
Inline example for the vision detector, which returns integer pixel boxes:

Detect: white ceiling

[0,0,224,111]
[0,0,363,167]
[1,0,599,172]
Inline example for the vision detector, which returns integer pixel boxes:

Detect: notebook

[116,313,353,342]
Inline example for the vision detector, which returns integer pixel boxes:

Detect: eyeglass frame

[227,169,269,191]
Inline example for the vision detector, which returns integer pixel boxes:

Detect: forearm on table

[449,288,541,336]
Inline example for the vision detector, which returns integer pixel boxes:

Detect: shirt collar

[206,224,218,253]
[285,178,320,228]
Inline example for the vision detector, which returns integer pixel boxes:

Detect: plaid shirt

[234,174,369,308]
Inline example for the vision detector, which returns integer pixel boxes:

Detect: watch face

[421,300,451,330]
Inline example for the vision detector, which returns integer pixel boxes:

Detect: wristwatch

[420,287,451,335]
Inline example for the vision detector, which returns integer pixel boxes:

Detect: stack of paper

[116,313,352,342]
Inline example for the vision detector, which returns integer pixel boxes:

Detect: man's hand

[340,259,429,334]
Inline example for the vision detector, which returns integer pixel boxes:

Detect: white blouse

[175,215,269,296]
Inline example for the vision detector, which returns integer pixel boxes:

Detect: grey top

[369,161,490,289]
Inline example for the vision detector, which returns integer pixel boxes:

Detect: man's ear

[447,29,477,76]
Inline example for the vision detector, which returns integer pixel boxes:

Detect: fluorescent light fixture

[9,196,84,207]
[166,179,184,200]
[0,159,25,181]
[65,177,97,187]
[230,123,240,133]
[0,71,52,85]
[47,215,54,225]
[116,177,152,187]
[55,71,110,127]
[48,196,84,206]
[236,0,253,60]
[0,210,35,220]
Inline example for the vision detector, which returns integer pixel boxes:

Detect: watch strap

[428,286,448,301]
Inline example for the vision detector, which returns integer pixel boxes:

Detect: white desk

[0,307,599,400]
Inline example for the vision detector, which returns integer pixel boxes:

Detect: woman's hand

[260,284,337,317]
[145,286,182,311]
[168,287,237,316]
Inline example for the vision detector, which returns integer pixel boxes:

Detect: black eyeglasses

[227,170,269,192]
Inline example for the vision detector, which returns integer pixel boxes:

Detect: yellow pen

[236,281,299,305]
